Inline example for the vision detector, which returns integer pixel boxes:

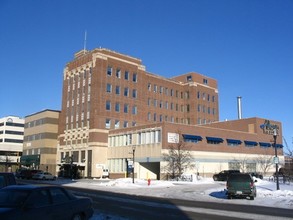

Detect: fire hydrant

[147,178,151,186]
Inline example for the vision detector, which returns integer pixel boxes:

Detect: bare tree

[254,154,274,176]
[163,135,195,179]
[231,157,248,172]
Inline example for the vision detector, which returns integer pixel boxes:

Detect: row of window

[0,130,24,135]
[0,138,23,143]
[106,84,138,98]
[147,83,216,103]
[0,122,24,127]
[105,119,136,129]
[109,130,162,147]
[106,101,138,114]
[107,66,137,82]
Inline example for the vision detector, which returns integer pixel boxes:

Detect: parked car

[213,170,240,181]
[0,173,17,189]
[0,185,94,220]
[248,172,263,179]
[226,173,257,200]
[15,169,43,179]
[32,172,56,180]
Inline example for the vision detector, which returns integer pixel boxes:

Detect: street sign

[273,156,279,164]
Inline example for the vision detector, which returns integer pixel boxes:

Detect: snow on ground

[55,176,293,219]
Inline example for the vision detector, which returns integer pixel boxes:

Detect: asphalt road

[67,185,293,220]
[18,179,293,220]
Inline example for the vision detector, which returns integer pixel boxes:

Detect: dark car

[213,170,240,181]
[16,169,43,179]
[0,185,94,220]
[248,172,263,179]
[226,173,257,200]
[0,173,17,189]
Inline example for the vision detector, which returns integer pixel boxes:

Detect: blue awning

[274,144,284,148]
[227,139,242,144]
[182,134,202,141]
[259,142,271,147]
[206,137,224,142]
[244,141,258,146]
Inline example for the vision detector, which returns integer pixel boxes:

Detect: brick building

[57,48,283,178]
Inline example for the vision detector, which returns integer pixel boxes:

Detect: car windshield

[230,175,251,181]
[0,190,30,207]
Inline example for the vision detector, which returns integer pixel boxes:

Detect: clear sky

[1,0,292,152]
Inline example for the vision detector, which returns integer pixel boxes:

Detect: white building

[0,116,24,172]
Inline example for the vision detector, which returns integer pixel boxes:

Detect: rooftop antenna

[83,30,87,54]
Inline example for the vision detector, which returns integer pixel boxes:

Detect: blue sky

[1,0,292,151]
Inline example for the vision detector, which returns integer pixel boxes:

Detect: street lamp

[273,128,280,190]
[132,146,136,184]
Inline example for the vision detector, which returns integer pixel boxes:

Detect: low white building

[0,116,24,172]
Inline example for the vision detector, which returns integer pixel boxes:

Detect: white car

[32,172,56,180]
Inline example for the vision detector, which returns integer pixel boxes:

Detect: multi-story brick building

[0,116,24,172]
[22,109,60,175]
[58,48,283,178]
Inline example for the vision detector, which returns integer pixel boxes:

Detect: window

[116,68,121,78]
[132,106,137,115]
[148,112,151,121]
[50,188,70,204]
[124,104,129,113]
[170,89,174,96]
[132,89,137,98]
[198,104,201,112]
[106,84,112,93]
[115,86,120,95]
[123,121,128,128]
[115,120,120,129]
[206,137,224,145]
[153,113,157,121]
[124,71,129,80]
[147,83,151,91]
[124,87,129,96]
[106,101,111,110]
[187,75,192,81]
[160,86,163,93]
[105,119,111,129]
[153,84,157,92]
[154,99,157,107]
[115,103,120,112]
[197,91,200,99]
[133,73,137,82]
[107,66,112,76]
[203,78,208,84]
[148,98,151,106]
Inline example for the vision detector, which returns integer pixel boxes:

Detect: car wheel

[227,195,232,199]
[72,213,83,220]
[250,196,254,200]
[213,176,218,181]
[42,177,46,180]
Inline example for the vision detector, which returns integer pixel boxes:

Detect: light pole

[132,146,136,184]
[273,128,280,190]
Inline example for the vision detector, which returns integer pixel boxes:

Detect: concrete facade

[108,118,284,179]
[23,109,60,175]
[0,116,24,172]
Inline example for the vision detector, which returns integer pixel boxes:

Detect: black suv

[213,170,240,181]
[0,172,17,188]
